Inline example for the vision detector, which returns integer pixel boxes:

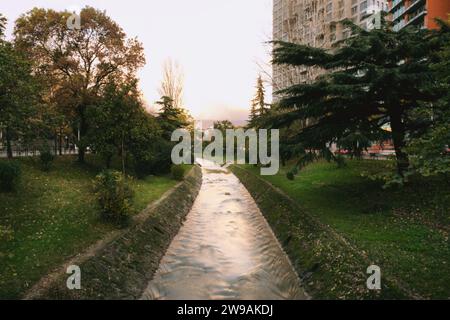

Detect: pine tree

[272,19,450,177]
[249,75,268,128]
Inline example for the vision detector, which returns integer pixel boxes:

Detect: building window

[360,0,368,11]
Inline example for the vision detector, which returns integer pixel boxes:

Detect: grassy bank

[27,166,202,300]
[0,156,179,299]
[233,160,449,299]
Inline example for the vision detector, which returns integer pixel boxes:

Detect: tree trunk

[54,131,58,155]
[77,108,87,163]
[121,134,126,176]
[59,128,63,156]
[5,127,13,159]
[389,110,409,176]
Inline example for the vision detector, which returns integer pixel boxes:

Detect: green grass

[241,160,450,299]
[0,156,179,299]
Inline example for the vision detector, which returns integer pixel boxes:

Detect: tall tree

[158,58,184,109]
[248,75,269,128]
[271,19,449,177]
[407,20,450,177]
[156,96,190,139]
[14,7,145,162]
[0,16,38,159]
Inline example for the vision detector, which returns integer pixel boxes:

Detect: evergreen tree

[156,96,190,139]
[272,19,450,177]
[248,75,269,129]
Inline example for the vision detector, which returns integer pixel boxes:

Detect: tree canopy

[13,7,145,162]
[270,19,450,177]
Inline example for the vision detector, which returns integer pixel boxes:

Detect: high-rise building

[389,0,450,31]
[273,0,387,97]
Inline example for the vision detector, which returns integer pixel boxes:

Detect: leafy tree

[408,21,450,177]
[87,79,147,173]
[271,19,449,177]
[0,20,38,158]
[14,7,145,163]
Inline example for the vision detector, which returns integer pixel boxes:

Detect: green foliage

[337,132,372,159]
[0,161,21,192]
[248,75,269,129]
[157,96,191,139]
[171,165,185,181]
[14,6,146,162]
[39,147,55,171]
[406,27,450,177]
[93,170,134,227]
[0,36,38,158]
[271,19,450,177]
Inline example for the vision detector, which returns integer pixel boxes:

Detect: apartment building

[389,0,450,31]
[273,0,388,94]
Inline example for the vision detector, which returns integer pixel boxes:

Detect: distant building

[389,0,450,31]
[273,0,388,99]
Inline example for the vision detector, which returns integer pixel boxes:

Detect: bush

[0,161,21,192]
[93,170,134,227]
[39,147,55,171]
[171,165,185,181]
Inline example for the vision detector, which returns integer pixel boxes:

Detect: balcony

[390,0,403,12]
[404,8,427,28]
[405,0,426,15]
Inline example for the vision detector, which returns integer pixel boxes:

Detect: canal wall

[25,166,202,300]
[230,166,408,300]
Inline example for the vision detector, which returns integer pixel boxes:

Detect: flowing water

[141,160,308,300]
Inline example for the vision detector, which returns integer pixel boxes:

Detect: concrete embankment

[25,166,202,300]
[230,165,409,299]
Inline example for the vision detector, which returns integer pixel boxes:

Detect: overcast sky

[1,0,273,121]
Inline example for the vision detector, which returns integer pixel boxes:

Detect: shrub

[0,161,21,192]
[171,165,185,181]
[93,170,134,227]
[39,147,55,171]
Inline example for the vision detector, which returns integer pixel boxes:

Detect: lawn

[240,160,450,299]
[0,156,179,299]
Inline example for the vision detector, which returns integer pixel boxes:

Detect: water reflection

[141,160,308,300]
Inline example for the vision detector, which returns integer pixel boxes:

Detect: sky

[1,0,273,122]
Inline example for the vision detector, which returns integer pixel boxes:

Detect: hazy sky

[1,0,273,121]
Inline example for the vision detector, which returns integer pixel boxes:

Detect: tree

[271,19,449,177]
[248,75,269,128]
[87,80,141,171]
[14,7,145,163]
[407,21,450,177]
[156,96,190,139]
[158,58,184,109]
[213,120,235,134]
[0,17,38,159]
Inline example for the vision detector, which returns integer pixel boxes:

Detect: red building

[389,0,450,31]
